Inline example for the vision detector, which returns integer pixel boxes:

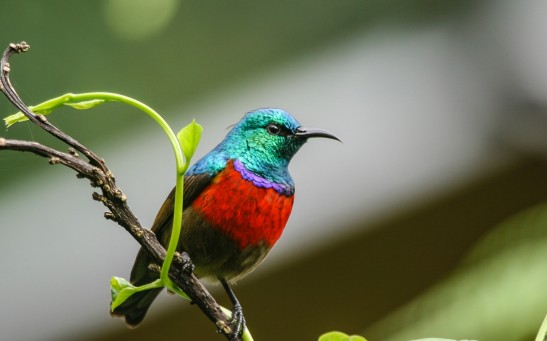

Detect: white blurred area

[2,0,547,339]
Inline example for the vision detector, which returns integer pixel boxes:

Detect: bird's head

[222,108,340,177]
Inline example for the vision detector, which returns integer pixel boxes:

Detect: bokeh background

[2,0,547,340]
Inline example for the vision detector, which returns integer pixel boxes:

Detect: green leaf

[319,331,368,341]
[110,277,165,311]
[110,276,133,294]
[4,95,69,127]
[3,95,106,128]
[110,276,137,311]
[348,337,367,341]
[535,313,547,341]
[64,99,105,110]
[176,119,203,170]
[4,106,54,127]
[5,112,27,127]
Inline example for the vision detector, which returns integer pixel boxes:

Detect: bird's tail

[110,248,162,327]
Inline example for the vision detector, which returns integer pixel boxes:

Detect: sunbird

[111,108,340,336]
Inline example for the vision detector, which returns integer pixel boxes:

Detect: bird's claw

[230,303,246,339]
[179,251,195,274]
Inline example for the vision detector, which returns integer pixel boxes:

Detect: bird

[111,108,340,336]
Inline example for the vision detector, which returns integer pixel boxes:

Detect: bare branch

[0,42,238,340]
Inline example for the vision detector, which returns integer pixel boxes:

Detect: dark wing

[117,172,215,326]
[151,172,213,235]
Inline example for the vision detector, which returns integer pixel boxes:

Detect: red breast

[191,160,294,249]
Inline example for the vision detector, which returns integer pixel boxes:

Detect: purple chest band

[233,159,292,196]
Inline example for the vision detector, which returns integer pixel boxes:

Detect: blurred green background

[2,0,547,340]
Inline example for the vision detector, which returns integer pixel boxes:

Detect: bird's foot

[219,278,246,339]
[179,251,195,275]
[229,302,246,340]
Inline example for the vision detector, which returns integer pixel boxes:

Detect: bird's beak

[295,127,341,142]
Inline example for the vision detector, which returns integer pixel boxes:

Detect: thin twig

[0,42,238,340]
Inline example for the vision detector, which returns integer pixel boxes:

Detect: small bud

[216,321,232,336]
[117,193,127,202]
[37,115,48,123]
[11,42,30,53]
[68,147,79,157]
[148,263,161,273]
[92,192,105,202]
[19,42,30,52]
[0,138,5,147]
[48,157,60,165]
[133,227,144,238]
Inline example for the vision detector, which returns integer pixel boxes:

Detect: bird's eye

[266,123,281,135]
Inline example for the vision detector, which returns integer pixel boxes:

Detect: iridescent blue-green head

[189,108,339,184]
[221,108,339,176]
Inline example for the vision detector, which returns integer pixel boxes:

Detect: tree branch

[0,42,238,340]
